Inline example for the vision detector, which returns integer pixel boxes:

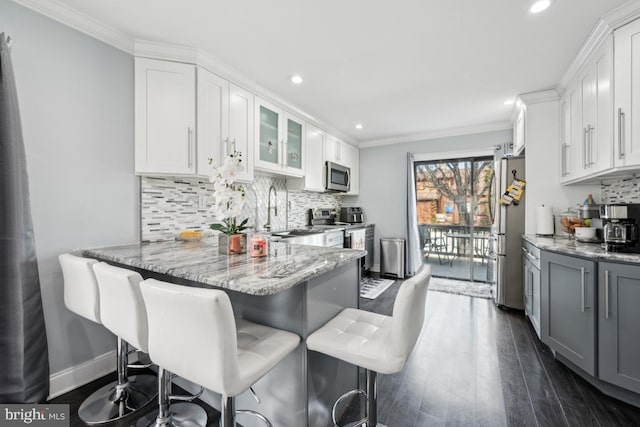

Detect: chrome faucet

[264,185,278,231]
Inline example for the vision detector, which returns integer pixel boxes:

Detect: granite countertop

[80,239,366,296]
[523,235,640,265]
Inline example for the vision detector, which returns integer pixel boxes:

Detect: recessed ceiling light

[503,99,515,106]
[290,75,303,84]
[530,0,551,14]
[355,123,363,130]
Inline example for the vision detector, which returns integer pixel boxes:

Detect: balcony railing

[418,224,492,262]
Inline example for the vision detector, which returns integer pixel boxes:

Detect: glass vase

[218,233,247,255]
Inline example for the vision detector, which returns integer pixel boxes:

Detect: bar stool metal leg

[366,370,388,427]
[78,338,157,424]
[136,367,207,427]
[221,396,235,427]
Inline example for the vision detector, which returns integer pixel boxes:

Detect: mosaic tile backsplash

[141,173,343,241]
[601,176,640,204]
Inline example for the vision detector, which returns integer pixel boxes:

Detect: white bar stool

[307,265,432,427]
[93,263,208,427]
[58,254,156,424]
[139,279,301,427]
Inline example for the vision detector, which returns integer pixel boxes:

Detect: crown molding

[603,0,640,28]
[557,0,640,94]
[134,40,356,146]
[11,0,134,53]
[508,89,559,121]
[358,121,512,149]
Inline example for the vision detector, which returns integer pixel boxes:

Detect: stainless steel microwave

[325,161,350,193]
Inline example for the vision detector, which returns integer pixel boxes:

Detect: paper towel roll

[536,206,554,236]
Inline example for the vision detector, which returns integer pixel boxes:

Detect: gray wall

[351,129,512,266]
[0,2,137,374]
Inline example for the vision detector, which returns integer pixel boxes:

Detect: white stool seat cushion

[140,279,300,398]
[234,318,300,396]
[306,308,400,374]
[307,265,431,375]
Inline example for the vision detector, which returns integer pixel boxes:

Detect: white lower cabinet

[135,58,196,175]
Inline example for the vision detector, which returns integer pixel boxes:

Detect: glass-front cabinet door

[284,112,305,176]
[255,98,282,172]
[254,97,306,177]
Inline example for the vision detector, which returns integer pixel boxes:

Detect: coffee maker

[600,204,640,253]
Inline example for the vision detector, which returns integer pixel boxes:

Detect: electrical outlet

[198,196,207,209]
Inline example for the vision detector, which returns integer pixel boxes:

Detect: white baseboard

[49,350,142,399]
[49,350,116,399]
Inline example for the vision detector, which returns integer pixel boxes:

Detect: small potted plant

[209,151,249,254]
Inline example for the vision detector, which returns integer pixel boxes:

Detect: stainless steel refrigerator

[491,156,525,309]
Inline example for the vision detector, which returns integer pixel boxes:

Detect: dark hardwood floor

[361,280,640,427]
[49,369,222,427]
[52,280,640,426]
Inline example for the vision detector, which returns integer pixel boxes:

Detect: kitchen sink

[270,229,322,237]
[270,229,326,246]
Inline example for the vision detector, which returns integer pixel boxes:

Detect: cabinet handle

[280,140,285,167]
[605,270,610,319]
[581,267,586,312]
[187,127,193,168]
[224,137,229,156]
[530,271,534,297]
[232,138,237,155]
[583,128,588,168]
[588,126,595,165]
[561,144,566,177]
[618,108,625,159]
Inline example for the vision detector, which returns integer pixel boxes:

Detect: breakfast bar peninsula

[81,238,366,427]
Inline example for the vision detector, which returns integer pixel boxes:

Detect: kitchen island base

[154,260,360,427]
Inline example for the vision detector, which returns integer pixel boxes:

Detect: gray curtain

[0,33,49,403]
[406,152,422,276]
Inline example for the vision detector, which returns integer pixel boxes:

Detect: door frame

[413,147,497,282]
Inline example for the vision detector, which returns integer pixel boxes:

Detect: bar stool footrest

[236,409,272,427]
[332,388,368,427]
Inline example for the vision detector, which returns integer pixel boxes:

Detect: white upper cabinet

[513,108,525,156]
[254,97,304,177]
[287,123,325,192]
[196,67,228,176]
[577,38,613,175]
[197,70,254,182]
[283,112,306,176]
[560,87,578,182]
[135,58,196,175]
[342,142,360,196]
[228,84,254,182]
[324,133,342,164]
[614,18,640,167]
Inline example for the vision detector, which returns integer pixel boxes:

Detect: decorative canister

[249,235,268,257]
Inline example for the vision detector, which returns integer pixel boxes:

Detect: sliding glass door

[415,156,494,282]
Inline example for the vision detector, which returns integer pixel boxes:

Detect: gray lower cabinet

[599,262,640,394]
[541,251,597,375]
[522,244,541,338]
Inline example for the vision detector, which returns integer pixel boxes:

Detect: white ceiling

[30,0,630,145]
